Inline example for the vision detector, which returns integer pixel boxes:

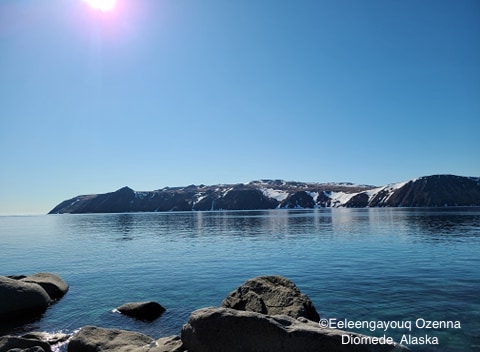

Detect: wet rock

[68,326,153,352]
[181,307,409,352]
[21,273,69,301]
[0,276,51,322]
[21,332,70,346]
[222,275,320,321]
[0,336,51,352]
[67,326,184,352]
[116,301,166,322]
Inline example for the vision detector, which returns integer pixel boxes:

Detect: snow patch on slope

[223,187,233,197]
[194,192,208,203]
[359,179,417,206]
[260,188,289,202]
[329,191,356,207]
[306,191,319,202]
[135,192,148,199]
[385,180,411,192]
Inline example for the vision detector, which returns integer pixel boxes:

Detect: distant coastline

[49,174,480,214]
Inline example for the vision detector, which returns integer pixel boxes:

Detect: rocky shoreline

[1,273,409,352]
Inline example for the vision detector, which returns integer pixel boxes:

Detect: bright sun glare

[84,0,117,12]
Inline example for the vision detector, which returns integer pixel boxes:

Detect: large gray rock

[222,275,320,321]
[67,326,152,352]
[68,326,183,352]
[21,273,69,301]
[116,301,166,321]
[181,307,409,352]
[0,276,51,320]
[0,336,51,352]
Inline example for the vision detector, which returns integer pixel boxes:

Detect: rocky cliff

[48,175,480,214]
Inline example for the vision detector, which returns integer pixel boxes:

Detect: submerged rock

[116,301,166,322]
[20,273,69,301]
[222,275,320,321]
[181,307,408,352]
[67,326,183,352]
[0,276,51,322]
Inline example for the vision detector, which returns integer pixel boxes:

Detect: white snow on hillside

[194,193,207,203]
[384,180,411,192]
[323,182,372,188]
[134,192,148,199]
[260,188,289,202]
[365,180,412,204]
[223,187,233,197]
[306,191,319,202]
[365,186,384,197]
[328,191,356,207]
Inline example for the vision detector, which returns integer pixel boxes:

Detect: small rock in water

[116,301,166,322]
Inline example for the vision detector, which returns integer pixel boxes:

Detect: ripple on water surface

[0,208,479,351]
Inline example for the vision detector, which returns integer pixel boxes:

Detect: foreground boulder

[0,276,51,321]
[0,336,52,352]
[68,326,151,352]
[116,301,166,321]
[181,307,408,352]
[21,273,69,301]
[222,275,320,321]
[68,326,183,352]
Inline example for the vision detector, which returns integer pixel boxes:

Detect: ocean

[1,208,479,351]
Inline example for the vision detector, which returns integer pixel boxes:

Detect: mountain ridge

[48,174,480,214]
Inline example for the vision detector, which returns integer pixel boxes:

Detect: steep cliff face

[48,175,480,214]
[345,175,480,208]
[280,191,316,209]
[49,186,136,214]
[380,175,480,207]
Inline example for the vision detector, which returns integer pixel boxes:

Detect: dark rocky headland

[49,174,480,214]
[0,274,410,351]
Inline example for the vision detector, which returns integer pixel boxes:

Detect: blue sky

[1,0,479,214]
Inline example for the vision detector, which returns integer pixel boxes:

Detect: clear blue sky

[1,0,479,214]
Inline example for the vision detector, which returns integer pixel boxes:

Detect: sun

[84,0,117,12]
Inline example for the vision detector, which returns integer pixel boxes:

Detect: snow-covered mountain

[48,175,480,214]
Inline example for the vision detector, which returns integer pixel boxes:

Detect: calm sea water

[1,208,479,351]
